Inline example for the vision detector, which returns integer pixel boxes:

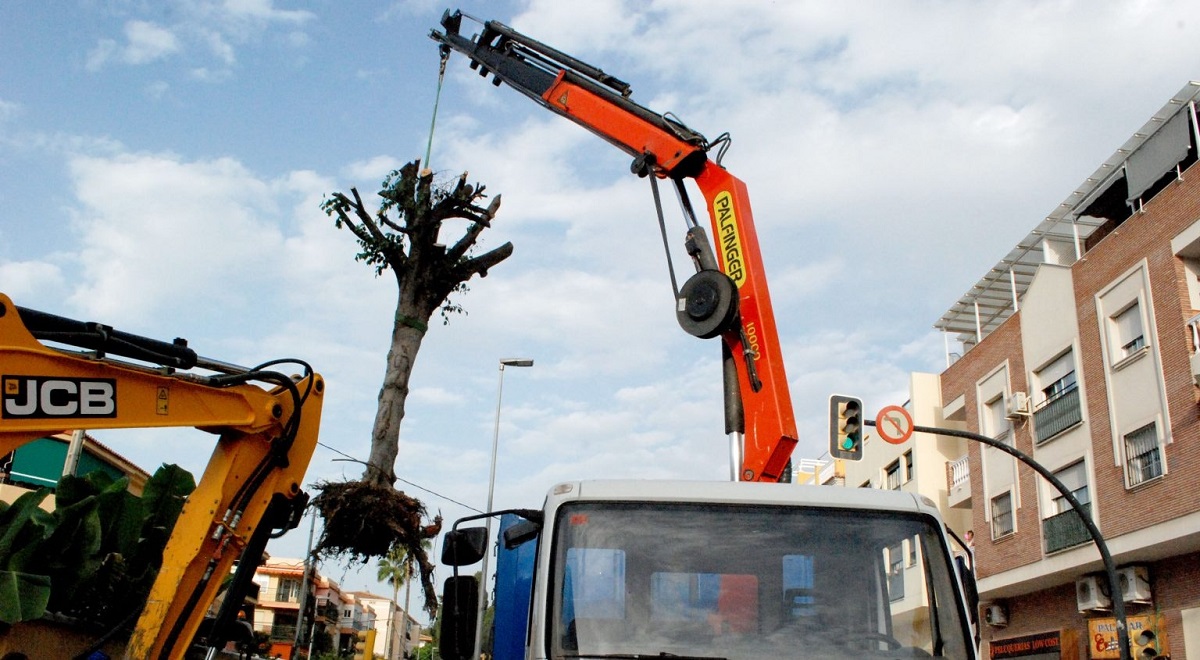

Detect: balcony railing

[266,623,299,642]
[1033,386,1082,444]
[947,455,969,490]
[1043,503,1091,554]
[259,586,305,603]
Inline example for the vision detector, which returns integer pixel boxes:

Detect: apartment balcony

[817,459,841,486]
[946,455,971,508]
[1043,503,1092,554]
[1033,386,1082,444]
[317,601,341,623]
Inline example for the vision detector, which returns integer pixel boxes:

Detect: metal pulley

[676,269,739,339]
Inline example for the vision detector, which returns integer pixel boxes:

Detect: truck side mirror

[442,527,488,566]
[503,519,541,550]
[439,575,480,660]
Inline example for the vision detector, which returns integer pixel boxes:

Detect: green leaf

[42,492,103,608]
[97,486,144,560]
[140,464,195,529]
[0,488,53,570]
[136,464,195,568]
[55,472,100,508]
[0,570,51,625]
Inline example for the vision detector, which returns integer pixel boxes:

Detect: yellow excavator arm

[0,292,324,659]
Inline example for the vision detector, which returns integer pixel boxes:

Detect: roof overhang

[935,81,1200,341]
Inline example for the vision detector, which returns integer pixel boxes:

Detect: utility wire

[316,441,483,513]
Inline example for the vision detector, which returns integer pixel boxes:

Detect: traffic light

[829,395,864,461]
[1131,615,1168,658]
[353,628,377,660]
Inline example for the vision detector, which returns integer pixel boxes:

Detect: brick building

[934,81,1200,658]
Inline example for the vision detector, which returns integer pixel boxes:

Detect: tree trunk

[364,293,429,486]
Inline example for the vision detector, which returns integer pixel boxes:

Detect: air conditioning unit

[1005,392,1031,420]
[1076,575,1112,612]
[1118,565,1152,604]
[984,603,1008,627]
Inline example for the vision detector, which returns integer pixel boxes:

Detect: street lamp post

[474,358,533,660]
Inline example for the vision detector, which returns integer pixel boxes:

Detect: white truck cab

[440,480,978,660]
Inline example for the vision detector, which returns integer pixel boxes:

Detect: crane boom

[432,10,798,481]
[0,292,323,659]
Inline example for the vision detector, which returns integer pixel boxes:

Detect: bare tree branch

[458,242,514,279]
[351,187,390,245]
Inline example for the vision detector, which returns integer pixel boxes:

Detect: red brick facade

[1069,171,1200,538]
[938,114,1200,658]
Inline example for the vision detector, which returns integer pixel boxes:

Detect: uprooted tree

[311,160,513,614]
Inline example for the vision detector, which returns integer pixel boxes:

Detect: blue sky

[3,0,1200,613]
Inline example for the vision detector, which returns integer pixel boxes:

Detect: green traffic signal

[829,395,864,461]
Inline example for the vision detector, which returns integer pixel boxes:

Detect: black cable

[709,132,732,166]
[649,174,681,298]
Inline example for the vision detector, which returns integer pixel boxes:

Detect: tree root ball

[309,479,442,614]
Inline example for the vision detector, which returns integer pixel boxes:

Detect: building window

[985,395,1010,443]
[885,460,902,490]
[1050,461,1090,514]
[903,450,914,482]
[991,491,1014,538]
[1124,423,1163,486]
[1033,351,1082,443]
[1042,460,1092,553]
[886,542,904,601]
[1112,302,1146,360]
[277,578,300,603]
[1038,351,1078,402]
[1044,369,1077,399]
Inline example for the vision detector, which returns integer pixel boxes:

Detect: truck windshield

[549,501,970,659]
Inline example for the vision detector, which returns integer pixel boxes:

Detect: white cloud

[384,0,457,22]
[0,99,21,124]
[85,39,119,72]
[189,67,232,83]
[343,156,408,184]
[86,21,181,71]
[83,1,315,75]
[409,386,465,405]
[64,153,285,322]
[124,21,181,65]
[0,261,65,301]
[144,80,171,100]
[220,0,315,24]
[201,29,236,66]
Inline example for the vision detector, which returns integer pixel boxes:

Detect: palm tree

[378,540,432,659]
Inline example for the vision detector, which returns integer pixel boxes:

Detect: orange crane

[431,10,798,482]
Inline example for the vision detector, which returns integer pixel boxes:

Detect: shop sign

[1086,614,1160,659]
[990,630,1063,659]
